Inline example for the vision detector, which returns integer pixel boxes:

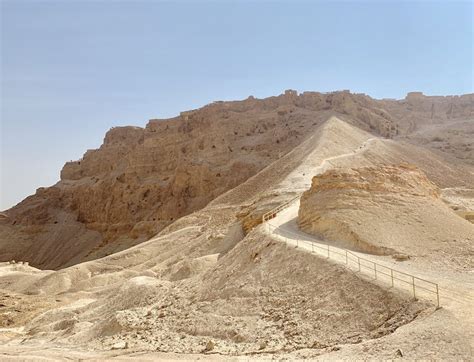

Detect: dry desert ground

[0,90,473,360]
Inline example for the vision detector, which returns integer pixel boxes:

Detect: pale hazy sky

[1,0,473,210]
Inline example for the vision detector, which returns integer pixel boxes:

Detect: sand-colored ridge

[298,164,474,262]
[0,94,473,360]
[2,91,472,269]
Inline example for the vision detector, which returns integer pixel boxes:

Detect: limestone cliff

[1,90,472,269]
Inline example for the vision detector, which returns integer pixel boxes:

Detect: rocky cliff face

[1,90,472,269]
[298,165,474,264]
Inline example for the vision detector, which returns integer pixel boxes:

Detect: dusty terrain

[0,91,473,360]
[1,90,472,269]
[403,119,474,165]
[298,164,474,268]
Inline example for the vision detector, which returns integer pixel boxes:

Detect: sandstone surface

[0,92,473,360]
[1,91,473,269]
[298,165,474,267]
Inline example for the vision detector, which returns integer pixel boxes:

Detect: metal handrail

[265,219,440,308]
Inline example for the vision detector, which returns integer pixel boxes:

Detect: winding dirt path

[261,140,474,350]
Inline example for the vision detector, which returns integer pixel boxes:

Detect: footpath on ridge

[260,133,474,315]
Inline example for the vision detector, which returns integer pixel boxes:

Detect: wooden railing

[262,196,300,222]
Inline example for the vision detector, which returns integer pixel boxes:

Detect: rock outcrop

[1,90,473,269]
[298,165,474,262]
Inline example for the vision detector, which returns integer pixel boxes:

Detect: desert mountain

[0,91,473,359]
[1,90,472,270]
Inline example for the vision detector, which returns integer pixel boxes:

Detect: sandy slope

[297,165,474,268]
[264,202,474,359]
[0,117,472,360]
[259,121,473,358]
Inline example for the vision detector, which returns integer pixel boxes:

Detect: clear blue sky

[1,0,473,210]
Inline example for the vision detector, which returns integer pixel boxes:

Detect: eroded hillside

[0,115,473,360]
[298,164,474,269]
[0,90,472,269]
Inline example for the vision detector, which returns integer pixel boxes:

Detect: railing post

[265,197,440,308]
